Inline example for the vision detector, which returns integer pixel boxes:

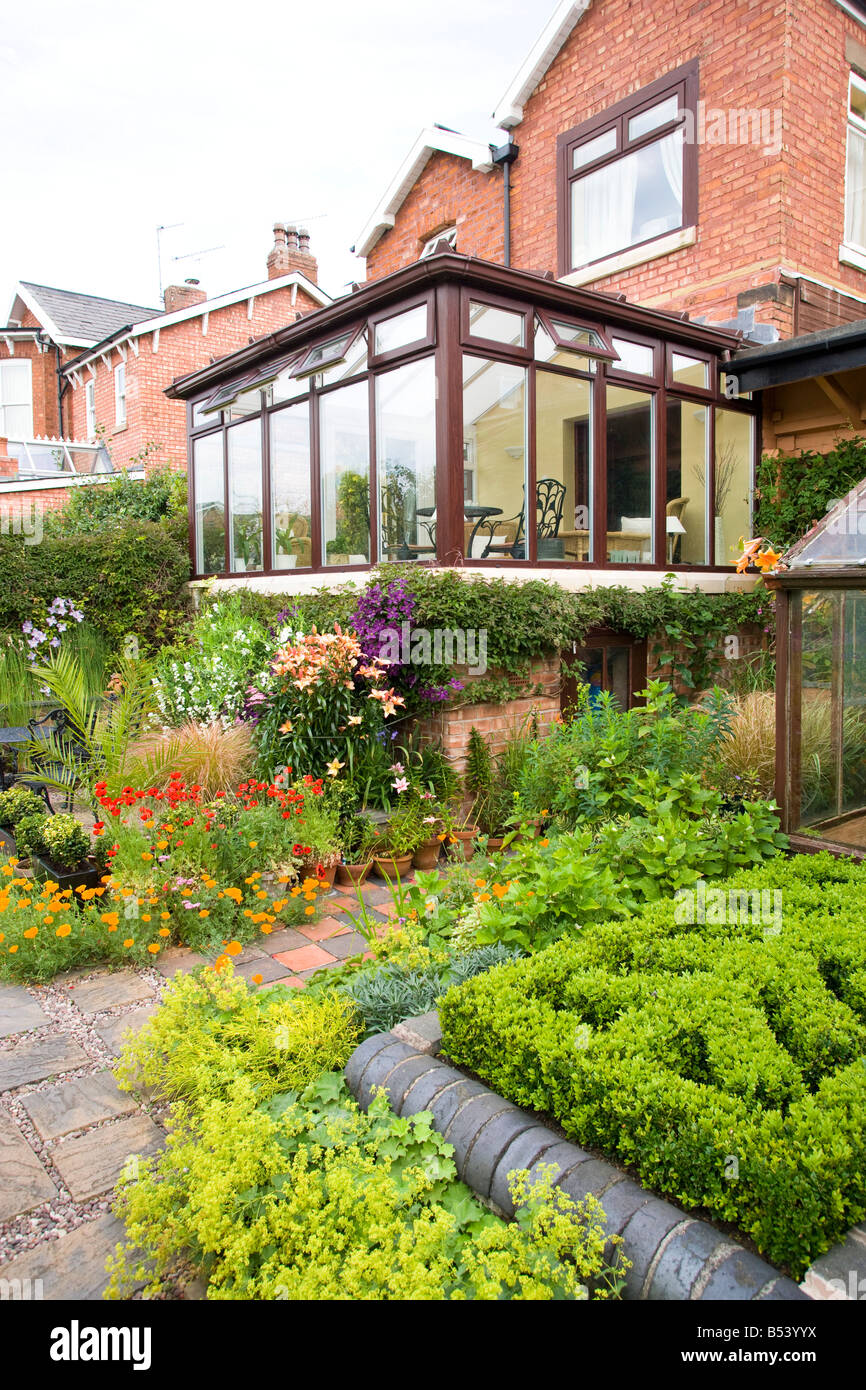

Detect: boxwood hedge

[438,852,866,1277]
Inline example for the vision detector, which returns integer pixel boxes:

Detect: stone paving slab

[68,972,154,1016]
[153,947,210,978]
[0,1213,133,1300]
[232,956,290,985]
[261,927,308,954]
[95,1005,159,1056]
[0,1034,89,1092]
[22,1071,138,1142]
[52,1114,163,1201]
[0,1110,57,1221]
[0,984,48,1038]
[324,930,370,960]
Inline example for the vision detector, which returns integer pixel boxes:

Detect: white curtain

[573,153,638,265]
[659,127,684,211]
[847,126,866,250]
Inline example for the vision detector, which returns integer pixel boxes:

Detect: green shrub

[755,436,866,550]
[45,467,187,535]
[440,853,866,1276]
[0,520,190,656]
[0,786,47,830]
[12,812,49,861]
[38,813,91,870]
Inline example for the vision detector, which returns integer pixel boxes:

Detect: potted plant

[336,813,377,887]
[26,811,104,891]
[447,799,479,862]
[412,792,447,870]
[373,801,423,878]
[0,785,47,855]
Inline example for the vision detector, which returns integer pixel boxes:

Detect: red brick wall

[62,285,322,474]
[365,0,866,336]
[366,151,505,280]
[414,653,560,777]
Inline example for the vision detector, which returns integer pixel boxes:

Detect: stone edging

[344,1030,809,1302]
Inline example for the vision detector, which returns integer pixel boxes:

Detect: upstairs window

[0,359,33,437]
[114,362,127,427]
[846,72,866,254]
[558,61,698,276]
[85,379,96,438]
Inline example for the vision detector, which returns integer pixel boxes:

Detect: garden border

[344,1026,810,1302]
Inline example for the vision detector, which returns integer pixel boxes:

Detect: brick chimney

[164,279,207,313]
[267,222,318,283]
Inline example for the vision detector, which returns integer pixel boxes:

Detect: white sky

[1,0,551,314]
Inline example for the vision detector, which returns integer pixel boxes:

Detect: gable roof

[492,1,591,129]
[354,127,495,259]
[10,282,160,348]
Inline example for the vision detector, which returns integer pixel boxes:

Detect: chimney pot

[267,220,318,283]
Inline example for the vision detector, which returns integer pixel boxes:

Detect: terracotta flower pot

[485,835,506,852]
[452,827,478,861]
[299,860,337,890]
[372,853,413,879]
[412,838,441,870]
[335,861,372,888]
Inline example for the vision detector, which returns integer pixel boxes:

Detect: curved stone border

[344,1032,809,1302]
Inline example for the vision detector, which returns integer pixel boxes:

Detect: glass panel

[714,409,752,566]
[374,304,428,356]
[549,319,608,353]
[850,74,866,123]
[611,338,654,376]
[842,591,866,818]
[297,331,354,376]
[376,357,436,562]
[671,352,709,389]
[467,300,525,347]
[192,399,218,428]
[720,370,751,401]
[270,401,311,570]
[572,648,605,709]
[790,480,866,567]
[68,447,113,475]
[271,367,310,405]
[606,646,632,707]
[846,123,866,250]
[573,127,618,170]
[226,388,263,421]
[666,400,708,566]
[193,431,225,574]
[628,95,680,142]
[462,355,527,559]
[320,379,370,565]
[534,320,593,372]
[536,370,591,562]
[9,441,71,475]
[227,419,263,573]
[606,385,653,563]
[571,127,684,267]
[797,590,840,828]
[315,332,368,387]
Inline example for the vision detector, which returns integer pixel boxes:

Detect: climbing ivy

[755,436,866,550]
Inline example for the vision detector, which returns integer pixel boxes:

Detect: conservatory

[771,477,866,854]
[167,251,757,580]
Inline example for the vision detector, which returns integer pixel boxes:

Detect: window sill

[839,242,866,273]
[560,226,697,288]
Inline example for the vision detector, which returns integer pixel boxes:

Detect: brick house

[356,0,866,457]
[0,225,330,519]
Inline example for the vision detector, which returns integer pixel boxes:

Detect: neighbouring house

[0,225,330,519]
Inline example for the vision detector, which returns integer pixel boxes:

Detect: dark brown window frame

[536,308,618,362]
[368,290,436,367]
[460,287,532,361]
[290,322,366,380]
[665,343,714,398]
[604,329,659,386]
[556,58,700,279]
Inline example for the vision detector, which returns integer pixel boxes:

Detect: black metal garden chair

[479,478,567,559]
